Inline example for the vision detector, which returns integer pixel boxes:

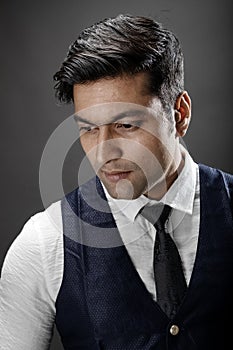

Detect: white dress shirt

[0,148,200,350]
[103,149,200,300]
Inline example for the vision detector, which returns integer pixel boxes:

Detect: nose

[96,125,123,165]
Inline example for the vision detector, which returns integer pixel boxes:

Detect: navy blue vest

[55,164,233,350]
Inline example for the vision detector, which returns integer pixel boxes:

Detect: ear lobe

[174,91,191,137]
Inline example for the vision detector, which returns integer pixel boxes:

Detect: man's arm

[0,213,61,350]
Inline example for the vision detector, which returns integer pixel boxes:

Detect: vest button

[170,324,179,336]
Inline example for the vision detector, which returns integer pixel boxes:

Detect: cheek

[80,136,93,154]
[79,138,96,168]
[138,135,161,158]
[139,138,169,174]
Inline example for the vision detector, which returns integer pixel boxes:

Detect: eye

[79,126,90,132]
[117,123,133,129]
[84,126,93,132]
[79,125,98,134]
[115,121,142,131]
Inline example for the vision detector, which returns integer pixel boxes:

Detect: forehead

[74,102,160,125]
[73,73,157,112]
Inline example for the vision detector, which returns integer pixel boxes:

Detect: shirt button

[170,324,179,336]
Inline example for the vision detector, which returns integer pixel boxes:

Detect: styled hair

[53,14,184,112]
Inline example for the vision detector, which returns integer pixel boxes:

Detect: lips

[102,170,132,182]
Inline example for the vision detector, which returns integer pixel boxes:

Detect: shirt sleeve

[0,205,63,350]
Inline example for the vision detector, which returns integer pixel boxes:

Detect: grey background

[1,0,232,348]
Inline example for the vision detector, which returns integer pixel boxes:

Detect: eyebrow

[74,109,145,126]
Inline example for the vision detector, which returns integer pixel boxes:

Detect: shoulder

[9,200,63,252]
[1,200,64,301]
[198,163,233,184]
[1,199,63,270]
[198,163,233,211]
[0,201,63,348]
[30,200,63,240]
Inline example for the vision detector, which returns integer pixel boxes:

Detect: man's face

[73,73,180,199]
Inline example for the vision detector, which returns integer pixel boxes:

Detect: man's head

[54,14,184,114]
[54,14,191,199]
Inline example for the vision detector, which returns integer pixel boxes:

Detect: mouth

[101,170,132,182]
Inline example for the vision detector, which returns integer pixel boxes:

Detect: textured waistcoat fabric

[55,164,233,350]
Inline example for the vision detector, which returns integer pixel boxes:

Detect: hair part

[53,14,184,113]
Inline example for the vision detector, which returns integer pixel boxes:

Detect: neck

[145,149,185,200]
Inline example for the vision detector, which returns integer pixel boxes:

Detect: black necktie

[141,204,187,319]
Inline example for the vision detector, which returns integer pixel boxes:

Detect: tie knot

[140,204,172,229]
[154,204,172,231]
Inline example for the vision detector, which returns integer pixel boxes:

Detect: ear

[174,91,191,137]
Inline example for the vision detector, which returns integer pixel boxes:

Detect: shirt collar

[102,146,197,222]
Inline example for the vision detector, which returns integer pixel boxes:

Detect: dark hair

[53,14,184,112]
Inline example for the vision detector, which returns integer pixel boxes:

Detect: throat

[145,152,185,200]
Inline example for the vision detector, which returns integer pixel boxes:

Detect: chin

[103,182,144,200]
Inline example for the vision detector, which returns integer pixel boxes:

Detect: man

[0,14,233,350]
